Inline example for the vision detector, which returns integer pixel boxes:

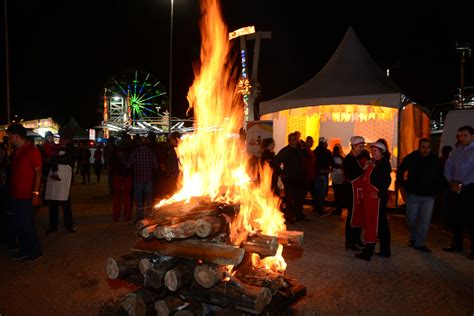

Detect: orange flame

[251,244,287,274]
[155,0,286,272]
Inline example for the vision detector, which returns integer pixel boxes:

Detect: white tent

[260,27,430,167]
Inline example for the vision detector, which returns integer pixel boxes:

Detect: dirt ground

[1,176,474,315]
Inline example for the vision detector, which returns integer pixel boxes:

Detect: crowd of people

[0,124,181,261]
[257,125,474,261]
[0,122,473,263]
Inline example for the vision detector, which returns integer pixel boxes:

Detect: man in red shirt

[7,123,43,261]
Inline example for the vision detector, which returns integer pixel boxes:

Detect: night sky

[0,0,473,127]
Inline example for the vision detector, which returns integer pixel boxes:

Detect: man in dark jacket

[313,137,333,216]
[274,133,307,223]
[397,138,443,253]
[342,136,365,250]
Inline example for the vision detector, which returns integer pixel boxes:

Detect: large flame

[155,0,286,272]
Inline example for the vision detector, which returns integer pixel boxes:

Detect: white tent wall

[265,106,399,168]
[439,109,474,154]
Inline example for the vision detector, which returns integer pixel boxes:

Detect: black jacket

[370,158,392,200]
[342,153,363,182]
[314,146,333,175]
[396,150,443,196]
[274,145,305,180]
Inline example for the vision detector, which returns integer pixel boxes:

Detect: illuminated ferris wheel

[103,70,168,129]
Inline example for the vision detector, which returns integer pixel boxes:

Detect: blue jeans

[134,181,153,221]
[11,199,42,257]
[406,193,435,247]
[314,175,329,212]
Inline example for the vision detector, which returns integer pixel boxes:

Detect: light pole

[4,0,11,124]
[168,0,174,132]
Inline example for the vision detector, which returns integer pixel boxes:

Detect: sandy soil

[1,178,473,315]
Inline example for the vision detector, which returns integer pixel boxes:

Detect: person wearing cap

[313,136,333,217]
[396,138,443,253]
[342,136,366,250]
[352,141,392,261]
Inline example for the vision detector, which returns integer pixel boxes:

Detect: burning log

[193,264,225,288]
[195,215,227,238]
[165,262,196,291]
[277,230,304,246]
[132,239,245,266]
[154,220,197,241]
[180,281,272,314]
[242,235,279,257]
[154,297,188,316]
[106,253,148,280]
[120,288,166,316]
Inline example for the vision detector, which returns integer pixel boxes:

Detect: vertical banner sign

[246,120,273,157]
[89,129,96,141]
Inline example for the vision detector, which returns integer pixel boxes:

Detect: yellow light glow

[228,25,256,40]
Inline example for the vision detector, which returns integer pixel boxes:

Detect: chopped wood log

[121,288,166,316]
[136,218,160,231]
[242,235,279,257]
[140,224,158,239]
[193,264,225,288]
[155,297,188,316]
[234,267,288,294]
[195,216,227,238]
[145,267,166,289]
[144,257,186,289]
[277,230,304,245]
[106,253,148,280]
[262,277,307,314]
[180,281,272,314]
[131,239,245,266]
[165,262,196,291]
[138,258,155,276]
[154,220,197,241]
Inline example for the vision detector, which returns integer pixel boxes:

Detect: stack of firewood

[106,198,306,316]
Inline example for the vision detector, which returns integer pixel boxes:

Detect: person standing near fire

[125,136,159,222]
[442,125,474,260]
[352,142,392,261]
[396,138,443,253]
[274,133,307,223]
[163,132,181,197]
[342,136,366,251]
[7,123,43,261]
[313,137,333,217]
[45,129,77,235]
